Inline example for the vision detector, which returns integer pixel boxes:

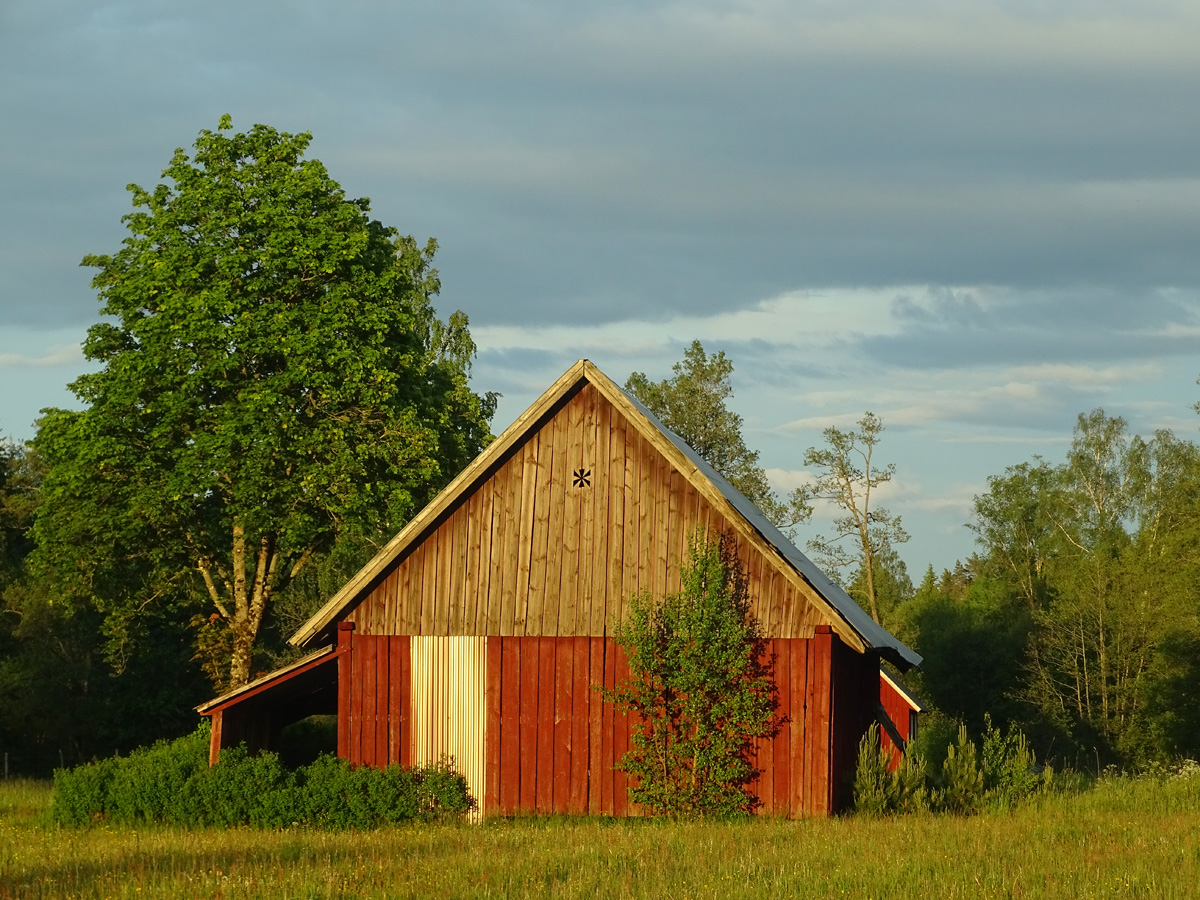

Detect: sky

[3,0,1200,579]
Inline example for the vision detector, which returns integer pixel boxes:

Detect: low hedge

[52,724,475,828]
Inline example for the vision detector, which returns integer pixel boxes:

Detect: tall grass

[3,775,1199,899]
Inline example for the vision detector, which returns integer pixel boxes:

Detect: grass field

[2,775,1199,899]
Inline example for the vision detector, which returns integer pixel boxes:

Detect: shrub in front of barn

[853,718,1052,816]
[52,723,475,827]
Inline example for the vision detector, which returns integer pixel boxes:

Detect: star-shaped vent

[573,468,591,488]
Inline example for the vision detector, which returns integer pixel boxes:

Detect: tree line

[1,117,1196,776]
[614,345,1200,772]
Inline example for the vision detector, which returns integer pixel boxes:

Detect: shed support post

[337,622,355,761]
[209,710,223,767]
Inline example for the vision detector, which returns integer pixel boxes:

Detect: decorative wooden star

[573,468,591,488]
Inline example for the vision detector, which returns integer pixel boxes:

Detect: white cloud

[0,342,85,369]
[1008,362,1162,388]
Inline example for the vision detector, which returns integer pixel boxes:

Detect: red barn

[879,667,924,769]
[198,360,921,816]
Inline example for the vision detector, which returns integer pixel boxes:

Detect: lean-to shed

[198,360,921,816]
[879,668,924,770]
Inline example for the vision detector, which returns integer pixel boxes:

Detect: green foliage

[605,529,778,817]
[626,342,781,520]
[852,724,929,816]
[980,714,1050,809]
[889,569,1031,739]
[13,772,1200,899]
[0,437,38,592]
[856,717,1050,817]
[51,723,475,828]
[936,725,985,815]
[30,117,494,690]
[908,708,961,774]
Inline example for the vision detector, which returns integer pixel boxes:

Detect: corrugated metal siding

[411,636,487,816]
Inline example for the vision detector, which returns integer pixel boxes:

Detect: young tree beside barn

[31,117,495,691]
[606,529,778,817]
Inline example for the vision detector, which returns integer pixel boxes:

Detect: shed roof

[289,360,920,670]
[196,644,338,715]
[881,667,926,712]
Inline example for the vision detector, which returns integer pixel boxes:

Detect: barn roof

[289,360,921,670]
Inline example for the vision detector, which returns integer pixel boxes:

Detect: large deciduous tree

[626,341,782,520]
[32,117,495,690]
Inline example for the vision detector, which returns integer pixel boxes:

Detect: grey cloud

[4,0,1200,336]
[858,288,1200,369]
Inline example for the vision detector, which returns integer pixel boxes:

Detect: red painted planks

[337,624,353,761]
[812,627,833,815]
[588,636,605,815]
[612,643,630,817]
[500,637,522,814]
[485,636,503,815]
[388,636,400,765]
[793,637,809,817]
[399,637,412,768]
[375,637,389,766]
[358,636,378,767]
[553,637,573,813]
[535,637,556,811]
[600,638,617,815]
[518,637,540,811]
[569,636,590,815]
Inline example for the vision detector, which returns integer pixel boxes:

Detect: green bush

[52,722,475,828]
[854,717,1049,817]
[980,714,1051,809]
[852,723,930,816]
[938,724,985,814]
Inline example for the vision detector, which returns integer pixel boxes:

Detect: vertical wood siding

[341,630,411,770]
[829,633,881,811]
[346,383,829,640]
[477,633,850,818]
[744,633,836,817]
[485,636,632,817]
[334,630,856,818]
[880,673,917,769]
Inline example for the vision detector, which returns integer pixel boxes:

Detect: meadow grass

[2,775,1199,899]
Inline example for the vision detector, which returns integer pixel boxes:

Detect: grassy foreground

[2,776,1199,899]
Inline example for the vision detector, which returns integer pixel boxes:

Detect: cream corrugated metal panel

[410,636,487,819]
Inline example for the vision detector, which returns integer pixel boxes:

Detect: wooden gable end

[345,380,831,639]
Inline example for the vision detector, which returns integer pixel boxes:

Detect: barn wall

[335,629,842,818]
[410,636,487,812]
[880,674,915,769]
[339,626,411,770]
[829,634,881,811]
[746,632,835,817]
[485,636,633,817]
[346,383,829,641]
